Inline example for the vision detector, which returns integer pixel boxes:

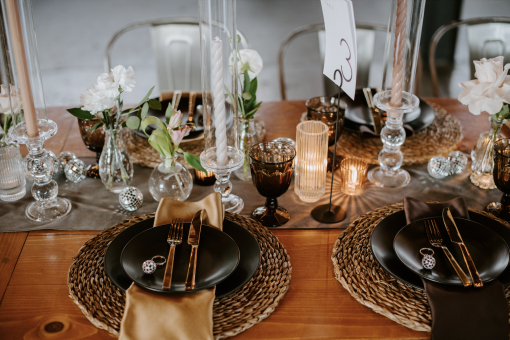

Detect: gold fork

[162,219,184,289]
[424,219,472,287]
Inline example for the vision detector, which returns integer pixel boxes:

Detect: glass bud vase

[149,156,193,202]
[235,118,261,181]
[99,127,133,193]
[470,116,505,189]
[0,141,26,201]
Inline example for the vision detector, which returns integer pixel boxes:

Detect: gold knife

[362,87,382,134]
[442,207,483,287]
[185,210,204,291]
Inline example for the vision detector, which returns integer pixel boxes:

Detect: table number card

[321,0,357,100]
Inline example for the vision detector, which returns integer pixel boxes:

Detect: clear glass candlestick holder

[9,120,71,222]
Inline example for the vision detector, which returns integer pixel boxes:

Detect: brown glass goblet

[493,139,510,220]
[306,96,346,171]
[249,142,296,227]
[77,118,105,178]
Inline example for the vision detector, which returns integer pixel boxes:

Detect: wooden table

[0,98,496,339]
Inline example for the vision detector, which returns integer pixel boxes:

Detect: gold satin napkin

[119,192,224,340]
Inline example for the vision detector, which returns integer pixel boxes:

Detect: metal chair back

[104,17,249,94]
[429,16,510,97]
[278,23,386,100]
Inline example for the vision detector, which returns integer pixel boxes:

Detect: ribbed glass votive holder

[294,121,329,203]
[340,158,368,195]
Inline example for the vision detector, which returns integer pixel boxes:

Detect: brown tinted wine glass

[249,142,296,227]
[77,118,105,178]
[493,138,510,220]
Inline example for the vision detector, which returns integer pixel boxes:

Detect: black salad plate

[394,217,509,286]
[105,218,260,298]
[371,210,510,290]
[121,223,239,293]
[341,89,435,133]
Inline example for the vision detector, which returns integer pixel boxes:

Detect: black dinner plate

[121,223,239,293]
[341,89,435,133]
[371,210,510,290]
[394,217,509,286]
[104,218,260,298]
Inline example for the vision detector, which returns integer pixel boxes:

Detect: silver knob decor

[119,186,143,211]
[64,159,87,183]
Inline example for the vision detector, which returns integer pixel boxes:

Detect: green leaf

[184,152,206,172]
[147,133,165,156]
[86,122,103,133]
[140,115,167,137]
[148,99,161,110]
[224,85,236,105]
[237,34,241,43]
[165,103,175,125]
[249,76,258,97]
[141,102,149,121]
[67,108,95,120]
[151,128,173,157]
[245,102,262,119]
[242,92,252,100]
[243,70,251,94]
[126,116,141,130]
[135,86,155,108]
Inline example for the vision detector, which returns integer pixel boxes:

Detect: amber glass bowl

[493,138,510,220]
[77,118,105,178]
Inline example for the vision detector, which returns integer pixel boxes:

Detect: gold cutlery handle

[441,246,472,287]
[459,243,483,287]
[185,245,198,291]
[162,245,176,289]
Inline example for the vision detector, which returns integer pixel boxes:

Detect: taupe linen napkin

[119,192,224,340]
[403,197,509,340]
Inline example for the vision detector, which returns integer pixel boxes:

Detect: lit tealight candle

[194,169,216,186]
[340,158,368,195]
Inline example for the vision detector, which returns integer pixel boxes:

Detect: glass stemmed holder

[200,146,244,213]
[368,91,419,188]
[9,119,71,222]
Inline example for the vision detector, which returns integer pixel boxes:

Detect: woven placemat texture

[335,103,463,165]
[125,116,266,168]
[331,203,510,332]
[67,212,291,339]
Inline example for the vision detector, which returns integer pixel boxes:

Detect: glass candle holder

[340,158,368,195]
[194,169,216,186]
[294,121,329,203]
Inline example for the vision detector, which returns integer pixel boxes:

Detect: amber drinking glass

[249,142,296,227]
[493,139,510,220]
[77,118,105,178]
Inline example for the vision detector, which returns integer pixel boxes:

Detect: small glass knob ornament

[119,186,143,212]
[447,151,468,175]
[427,156,451,179]
[58,151,76,172]
[64,159,86,183]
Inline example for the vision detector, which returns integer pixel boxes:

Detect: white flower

[170,125,191,147]
[0,84,22,115]
[111,65,136,92]
[230,49,263,79]
[167,110,183,130]
[96,72,118,98]
[80,84,116,114]
[458,56,510,115]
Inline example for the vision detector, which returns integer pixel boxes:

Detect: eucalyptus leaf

[86,122,103,133]
[184,152,206,172]
[141,102,149,121]
[148,98,162,110]
[135,86,155,108]
[126,116,141,130]
[67,108,96,120]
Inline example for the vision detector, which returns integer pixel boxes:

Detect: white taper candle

[212,37,228,166]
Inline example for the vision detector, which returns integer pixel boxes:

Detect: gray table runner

[0,157,502,232]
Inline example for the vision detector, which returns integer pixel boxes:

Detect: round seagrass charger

[331,203,510,332]
[68,212,291,339]
[334,103,463,165]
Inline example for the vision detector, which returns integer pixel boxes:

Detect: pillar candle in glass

[294,121,329,203]
[340,158,368,195]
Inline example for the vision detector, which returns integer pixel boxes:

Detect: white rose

[96,72,119,98]
[111,65,136,92]
[458,56,510,115]
[230,49,263,79]
[0,84,22,115]
[80,84,116,114]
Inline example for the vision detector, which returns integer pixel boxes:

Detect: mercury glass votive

[294,121,329,203]
[340,158,368,195]
[194,169,216,186]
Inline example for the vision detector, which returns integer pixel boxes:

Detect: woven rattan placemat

[67,212,291,339]
[334,103,463,165]
[331,203,510,332]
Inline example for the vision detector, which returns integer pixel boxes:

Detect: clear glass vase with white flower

[131,104,206,201]
[458,56,510,189]
[67,65,157,193]
[0,84,26,201]
[227,37,264,181]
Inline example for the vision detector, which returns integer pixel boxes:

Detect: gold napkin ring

[142,255,167,274]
